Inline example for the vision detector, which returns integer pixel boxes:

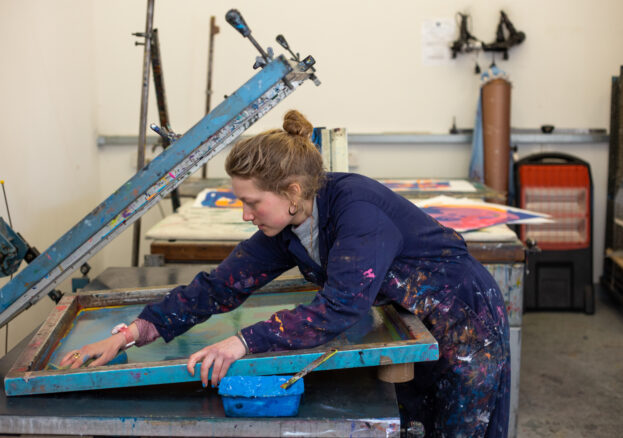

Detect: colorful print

[422,204,535,232]
[195,188,242,208]
[415,196,551,232]
[380,179,477,192]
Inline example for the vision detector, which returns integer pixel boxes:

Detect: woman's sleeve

[138,231,295,342]
[241,201,403,353]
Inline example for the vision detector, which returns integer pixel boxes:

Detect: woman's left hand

[187,335,247,388]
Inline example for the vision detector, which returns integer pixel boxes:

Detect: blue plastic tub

[218,375,304,417]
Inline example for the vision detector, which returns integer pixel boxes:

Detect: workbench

[147,177,522,267]
[0,266,407,437]
[0,340,401,437]
[149,234,525,265]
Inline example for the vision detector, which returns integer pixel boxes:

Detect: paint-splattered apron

[394,257,511,437]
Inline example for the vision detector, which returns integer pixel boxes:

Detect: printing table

[0,339,400,437]
[0,265,410,437]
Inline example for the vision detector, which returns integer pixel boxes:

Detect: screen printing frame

[4,278,438,396]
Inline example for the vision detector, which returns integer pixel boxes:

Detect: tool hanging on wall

[146,28,182,212]
[482,11,526,60]
[202,16,220,179]
[0,9,320,328]
[130,0,155,267]
[450,10,525,74]
[450,13,482,59]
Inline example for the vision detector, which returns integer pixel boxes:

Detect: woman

[61,110,510,437]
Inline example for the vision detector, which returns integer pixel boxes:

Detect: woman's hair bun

[283,110,313,138]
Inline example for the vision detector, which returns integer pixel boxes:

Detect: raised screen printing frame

[5,278,438,396]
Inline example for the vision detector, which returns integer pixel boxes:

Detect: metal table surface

[0,335,400,437]
[0,266,403,437]
[82,264,220,291]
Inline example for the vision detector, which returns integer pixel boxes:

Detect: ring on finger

[72,352,81,360]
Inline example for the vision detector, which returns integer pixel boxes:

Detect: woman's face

[231,177,294,237]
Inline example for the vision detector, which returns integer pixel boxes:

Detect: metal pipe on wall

[131,0,155,267]
[151,28,181,212]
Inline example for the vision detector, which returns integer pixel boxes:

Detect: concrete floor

[517,286,623,437]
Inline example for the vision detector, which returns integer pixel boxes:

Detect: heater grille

[515,153,594,313]
[518,164,591,250]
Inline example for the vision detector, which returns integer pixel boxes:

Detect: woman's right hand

[59,333,127,369]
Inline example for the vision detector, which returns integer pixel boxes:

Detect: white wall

[0,1,99,354]
[91,0,623,135]
[1,0,622,355]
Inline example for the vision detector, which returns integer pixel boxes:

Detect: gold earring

[288,201,298,216]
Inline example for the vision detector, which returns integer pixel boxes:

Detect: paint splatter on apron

[395,262,511,438]
[139,173,511,436]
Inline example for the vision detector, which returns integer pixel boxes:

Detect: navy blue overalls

[139,172,511,437]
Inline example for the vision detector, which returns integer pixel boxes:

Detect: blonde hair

[225,110,325,199]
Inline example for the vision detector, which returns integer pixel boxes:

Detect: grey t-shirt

[292,197,320,265]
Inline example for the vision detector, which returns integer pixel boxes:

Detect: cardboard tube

[377,363,414,383]
[482,78,511,203]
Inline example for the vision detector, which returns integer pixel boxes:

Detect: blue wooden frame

[0,55,316,327]
[4,280,438,396]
